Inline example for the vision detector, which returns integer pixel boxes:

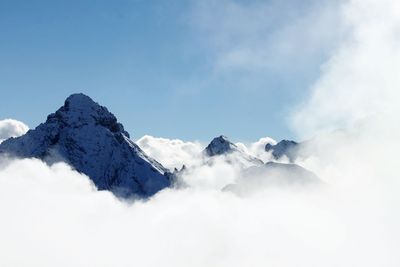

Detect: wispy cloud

[190,0,344,75]
[136,135,204,170]
[291,0,400,138]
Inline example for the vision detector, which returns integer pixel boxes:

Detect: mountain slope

[265,140,299,162]
[0,93,171,198]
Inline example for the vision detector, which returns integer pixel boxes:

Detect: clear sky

[0,0,340,142]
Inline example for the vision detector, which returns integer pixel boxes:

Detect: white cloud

[236,137,277,162]
[286,1,400,263]
[0,119,29,143]
[291,0,400,138]
[178,155,241,190]
[190,0,344,74]
[136,135,204,170]
[289,0,400,192]
[0,156,398,267]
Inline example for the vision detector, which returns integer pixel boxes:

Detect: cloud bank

[0,119,29,143]
[0,153,398,267]
[136,135,204,170]
[290,0,400,187]
[292,0,400,138]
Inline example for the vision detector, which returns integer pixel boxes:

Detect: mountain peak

[0,94,171,198]
[46,93,129,138]
[64,93,102,113]
[265,139,299,161]
[66,92,94,103]
[205,135,237,156]
[216,135,229,141]
[63,93,105,115]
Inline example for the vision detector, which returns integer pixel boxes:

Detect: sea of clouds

[1,0,400,266]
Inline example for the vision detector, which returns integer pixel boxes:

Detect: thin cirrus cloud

[189,0,344,75]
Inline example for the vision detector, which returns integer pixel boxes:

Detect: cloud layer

[0,154,398,267]
[136,135,204,170]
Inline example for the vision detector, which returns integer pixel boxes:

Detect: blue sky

[0,0,341,142]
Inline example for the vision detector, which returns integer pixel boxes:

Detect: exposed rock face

[205,135,238,156]
[265,140,299,161]
[0,93,171,198]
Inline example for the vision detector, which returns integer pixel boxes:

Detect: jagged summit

[205,135,237,156]
[66,93,98,109]
[62,93,114,121]
[0,93,171,198]
[47,93,130,138]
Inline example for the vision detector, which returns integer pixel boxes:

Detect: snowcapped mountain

[0,93,171,198]
[0,94,319,197]
[265,139,299,162]
[204,135,264,167]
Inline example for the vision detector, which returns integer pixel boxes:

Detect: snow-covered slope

[204,135,264,167]
[0,94,171,198]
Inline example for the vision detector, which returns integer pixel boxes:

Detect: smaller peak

[276,140,298,147]
[213,135,230,142]
[265,143,273,151]
[66,93,92,101]
[266,140,298,151]
[279,139,297,144]
[265,139,299,161]
[64,93,97,109]
[210,135,233,145]
[61,93,111,117]
[205,135,237,156]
